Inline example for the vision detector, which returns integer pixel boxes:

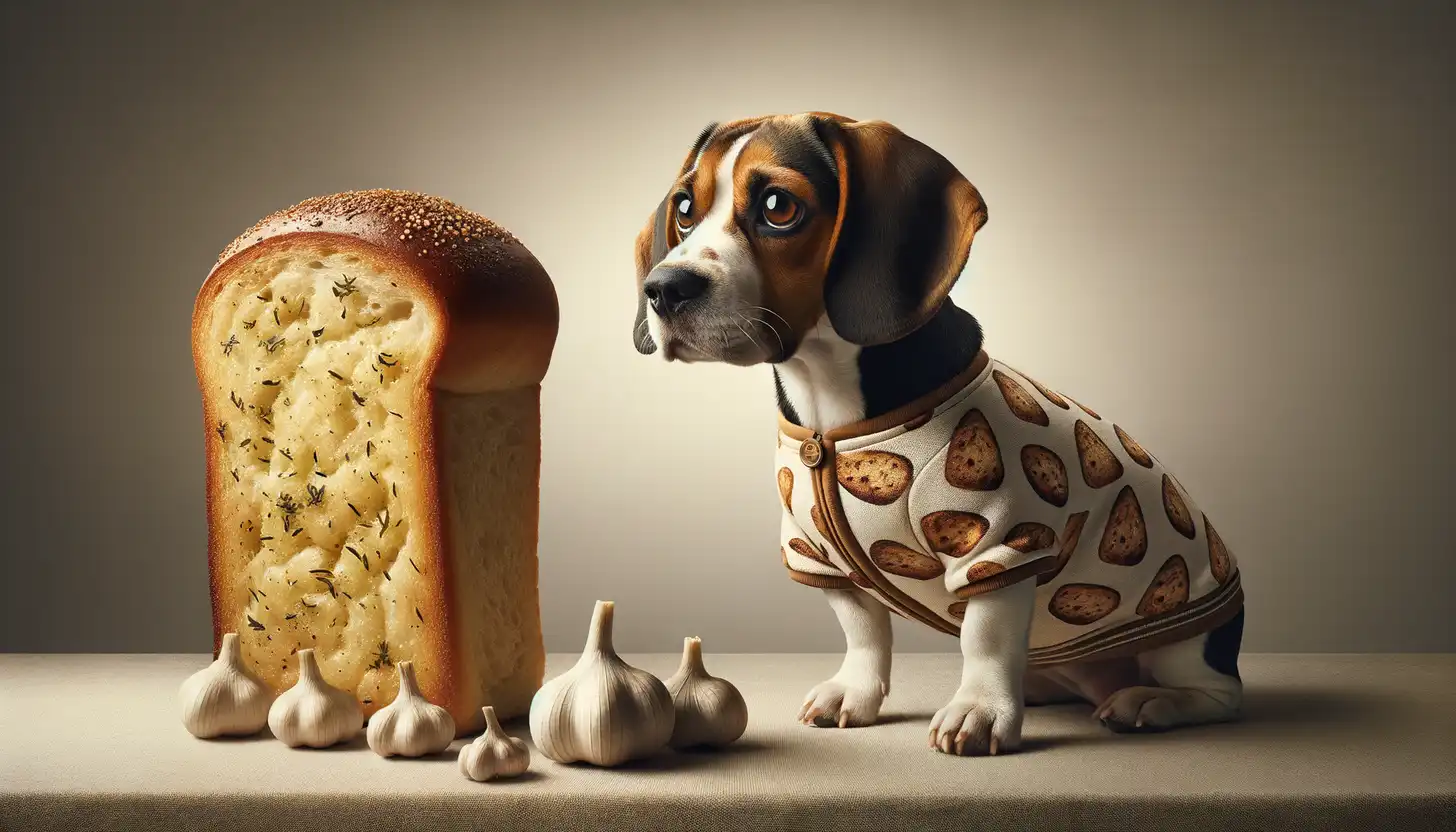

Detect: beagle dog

[632,113,1246,756]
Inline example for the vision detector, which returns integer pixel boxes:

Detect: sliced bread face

[198,240,456,718]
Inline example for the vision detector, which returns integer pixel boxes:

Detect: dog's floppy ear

[810,117,987,346]
[633,121,719,355]
[632,198,671,354]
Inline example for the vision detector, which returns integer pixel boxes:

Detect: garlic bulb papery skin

[459,706,531,782]
[366,660,456,758]
[528,600,675,766]
[179,632,274,738]
[267,648,364,748]
[664,636,748,749]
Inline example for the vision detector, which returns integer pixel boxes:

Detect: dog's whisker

[741,313,785,356]
[745,304,792,333]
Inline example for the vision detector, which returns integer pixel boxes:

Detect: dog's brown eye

[674,194,694,234]
[760,190,803,230]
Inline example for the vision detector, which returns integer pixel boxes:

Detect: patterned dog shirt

[775,350,1244,665]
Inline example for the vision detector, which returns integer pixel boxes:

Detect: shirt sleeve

[941,518,1061,598]
[780,509,857,590]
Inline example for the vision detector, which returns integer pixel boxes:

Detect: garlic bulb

[267,648,363,748]
[178,632,274,738]
[366,660,456,757]
[664,637,748,749]
[458,706,531,782]
[528,600,675,766]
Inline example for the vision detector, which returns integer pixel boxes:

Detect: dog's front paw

[798,676,885,729]
[928,684,1023,756]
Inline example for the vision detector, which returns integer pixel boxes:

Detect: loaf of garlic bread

[191,189,558,735]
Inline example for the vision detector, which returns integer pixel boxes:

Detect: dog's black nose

[643,266,710,316]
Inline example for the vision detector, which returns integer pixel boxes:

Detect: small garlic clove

[665,636,748,749]
[528,600,675,766]
[367,660,456,758]
[267,648,363,748]
[179,632,274,738]
[459,706,531,782]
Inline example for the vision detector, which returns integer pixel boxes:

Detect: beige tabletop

[1,652,1453,831]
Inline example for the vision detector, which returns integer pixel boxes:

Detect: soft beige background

[0,0,1451,654]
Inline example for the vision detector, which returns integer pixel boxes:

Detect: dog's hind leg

[1094,607,1245,732]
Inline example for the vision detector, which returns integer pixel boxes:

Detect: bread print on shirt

[837,451,912,505]
[1068,396,1101,420]
[1021,445,1070,507]
[993,370,1049,426]
[1114,424,1155,468]
[1074,420,1124,488]
[775,355,1242,661]
[1039,511,1089,586]
[921,510,990,557]
[869,540,945,580]
[788,538,832,567]
[777,467,794,512]
[945,409,1004,490]
[1162,474,1196,539]
[1049,583,1120,624]
[1099,485,1148,565]
[1003,522,1056,553]
[1137,555,1190,616]
[1205,514,1232,584]
[1011,368,1070,409]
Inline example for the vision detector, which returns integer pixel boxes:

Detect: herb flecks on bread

[193,190,558,735]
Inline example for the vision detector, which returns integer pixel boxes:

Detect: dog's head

[633,113,987,364]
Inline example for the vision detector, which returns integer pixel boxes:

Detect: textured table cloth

[2,653,1452,831]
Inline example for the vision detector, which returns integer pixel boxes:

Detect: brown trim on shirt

[953,556,1058,598]
[1028,572,1245,666]
[778,349,991,442]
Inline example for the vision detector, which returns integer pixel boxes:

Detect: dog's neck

[773,301,984,433]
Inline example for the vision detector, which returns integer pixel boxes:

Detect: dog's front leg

[798,587,892,728]
[930,577,1036,755]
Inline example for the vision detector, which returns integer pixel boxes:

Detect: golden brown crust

[1205,514,1232,584]
[1002,522,1057,553]
[206,189,559,394]
[193,191,558,731]
[1114,424,1155,468]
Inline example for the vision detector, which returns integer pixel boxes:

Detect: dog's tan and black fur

[632,113,1244,756]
